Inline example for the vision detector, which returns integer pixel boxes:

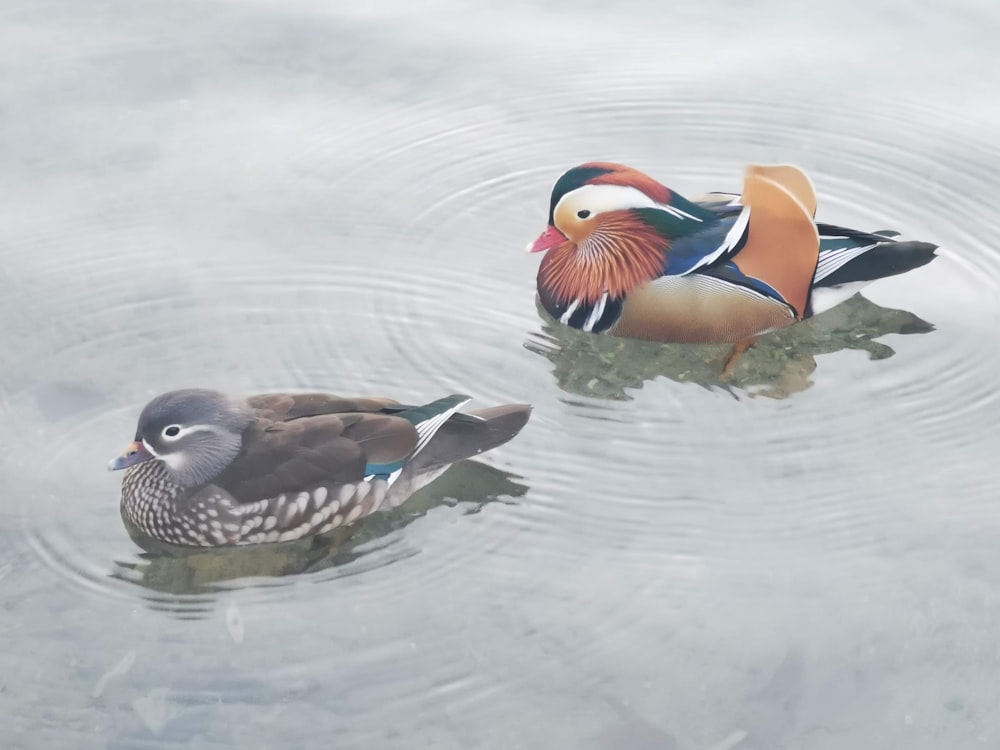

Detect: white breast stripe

[583,293,609,332]
[559,299,581,324]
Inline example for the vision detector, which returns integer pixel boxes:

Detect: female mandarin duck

[527,162,938,373]
[108,389,531,547]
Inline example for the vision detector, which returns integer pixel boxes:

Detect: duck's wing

[611,168,820,343]
[667,166,819,317]
[654,163,816,279]
[175,396,507,546]
[394,403,533,475]
[215,395,471,504]
[245,392,399,421]
[693,164,817,218]
[746,164,817,217]
[657,209,752,276]
[724,167,820,318]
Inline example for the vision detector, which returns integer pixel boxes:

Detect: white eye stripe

[555,184,703,223]
[159,424,225,442]
[556,184,659,217]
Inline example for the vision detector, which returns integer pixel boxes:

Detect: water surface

[3,0,1000,747]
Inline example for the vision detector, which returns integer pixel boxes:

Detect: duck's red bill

[526,226,567,254]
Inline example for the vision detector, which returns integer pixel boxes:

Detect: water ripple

[3,20,1000,747]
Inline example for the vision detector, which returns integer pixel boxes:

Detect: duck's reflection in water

[528,294,934,401]
[110,460,528,603]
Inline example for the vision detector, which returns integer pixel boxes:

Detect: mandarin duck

[527,162,938,374]
[108,389,531,547]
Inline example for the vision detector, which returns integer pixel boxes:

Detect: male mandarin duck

[108,389,531,547]
[527,162,938,373]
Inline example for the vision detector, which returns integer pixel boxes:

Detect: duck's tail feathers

[815,227,938,287]
[809,224,938,315]
[393,395,471,460]
[404,403,532,474]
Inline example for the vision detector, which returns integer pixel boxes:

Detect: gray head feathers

[135,389,253,440]
[134,389,254,488]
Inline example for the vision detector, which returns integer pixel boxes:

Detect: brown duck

[108,389,531,547]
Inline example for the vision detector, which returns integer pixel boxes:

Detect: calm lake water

[3,0,1000,747]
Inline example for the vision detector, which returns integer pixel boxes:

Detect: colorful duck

[527,162,938,373]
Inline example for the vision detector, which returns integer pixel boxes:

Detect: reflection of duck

[527,162,937,374]
[110,459,529,599]
[527,292,935,400]
[108,389,531,547]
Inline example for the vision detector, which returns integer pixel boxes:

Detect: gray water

[3,0,1000,747]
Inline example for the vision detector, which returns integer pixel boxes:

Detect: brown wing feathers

[245,393,398,421]
[213,395,530,507]
[214,391,426,503]
[214,414,368,502]
[405,404,532,473]
[339,414,419,466]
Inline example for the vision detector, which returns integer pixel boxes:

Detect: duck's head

[107,389,254,488]
[527,162,697,305]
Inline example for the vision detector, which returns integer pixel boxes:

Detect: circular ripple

[288,79,1000,582]
[4,20,1000,745]
[0,224,536,614]
[308,74,1000,601]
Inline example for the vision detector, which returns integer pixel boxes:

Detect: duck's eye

[577,209,591,219]
[162,425,182,439]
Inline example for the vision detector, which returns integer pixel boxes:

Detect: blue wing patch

[364,460,406,479]
[655,207,751,277]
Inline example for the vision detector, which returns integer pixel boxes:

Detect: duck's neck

[537,226,666,305]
